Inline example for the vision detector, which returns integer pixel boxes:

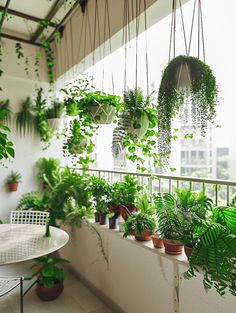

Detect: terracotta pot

[108,203,120,218]
[120,205,138,221]
[94,212,100,223]
[36,281,64,301]
[184,245,193,259]
[163,239,183,255]
[7,182,19,192]
[129,229,135,236]
[135,229,152,241]
[109,218,117,229]
[99,213,108,225]
[152,234,164,249]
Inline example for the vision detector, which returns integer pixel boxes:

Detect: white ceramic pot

[88,104,116,124]
[127,113,149,138]
[47,118,64,131]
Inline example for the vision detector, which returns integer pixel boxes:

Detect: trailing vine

[158,55,218,165]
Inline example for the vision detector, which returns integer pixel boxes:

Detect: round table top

[0,224,69,265]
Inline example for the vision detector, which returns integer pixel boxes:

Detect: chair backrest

[0,276,23,297]
[10,211,49,226]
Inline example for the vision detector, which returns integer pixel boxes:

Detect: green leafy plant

[89,175,111,213]
[15,97,36,135]
[184,205,236,296]
[0,110,14,161]
[29,254,69,289]
[6,170,22,183]
[36,157,61,188]
[0,99,11,124]
[158,55,218,164]
[136,193,155,216]
[123,212,156,238]
[118,175,142,207]
[46,101,64,119]
[34,88,53,144]
[112,88,159,172]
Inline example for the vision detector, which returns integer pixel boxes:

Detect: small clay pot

[184,245,193,259]
[7,182,19,192]
[99,213,108,225]
[36,281,64,301]
[135,229,152,241]
[163,239,183,255]
[95,212,100,223]
[109,218,117,229]
[152,234,164,249]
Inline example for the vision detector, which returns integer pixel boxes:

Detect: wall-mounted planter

[163,239,183,255]
[47,118,64,131]
[7,182,19,192]
[88,104,116,124]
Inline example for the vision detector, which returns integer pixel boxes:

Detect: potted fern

[158,55,218,164]
[154,193,183,255]
[6,170,22,191]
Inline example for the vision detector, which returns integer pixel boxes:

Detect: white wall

[0,39,65,222]
[59,223,236,313]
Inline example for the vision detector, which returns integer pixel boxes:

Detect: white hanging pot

[68,138,87,155]
[128,113,149,138]
[88,104,116,124]
[175,62,192,91]
[47,118,64,131]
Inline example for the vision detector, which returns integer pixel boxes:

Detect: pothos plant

[158,55,218,165]
[112,87,159,172]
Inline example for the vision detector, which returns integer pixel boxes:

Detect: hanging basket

[67,138,87,155]
[88,104,116,124]
[175,62,192,91]
[127,113,149,138]
[47,118,64,131]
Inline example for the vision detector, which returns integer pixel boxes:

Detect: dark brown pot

[95,212,100,223]
[36,281,64,301]
[7,182,19,192]
[135,229,152,241]
[120,205,138,221]
[163,239,183,255]
[184,245,193,259]
[99,212,108,225]
[108,203,120,217]
[152,235,164,249]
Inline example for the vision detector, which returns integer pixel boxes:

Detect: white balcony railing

[74,168,236,206]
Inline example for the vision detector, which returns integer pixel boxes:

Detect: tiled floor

[0,273,114,313]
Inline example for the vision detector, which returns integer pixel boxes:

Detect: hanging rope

[135,0,142,92]
[179,0,188,55]
[188,0,197,56]
[199,0,206,62]
[106,0,115,93]
[123,0,128,93]
[168,0,176,61]
[143,0,149,96]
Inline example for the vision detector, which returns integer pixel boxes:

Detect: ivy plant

[0,110,14,161]
[158,55,218,165]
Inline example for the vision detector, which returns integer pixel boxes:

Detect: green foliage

[36,157,61,188]
[123,212,156,237]
[0,110,14,161]
[118,175,142,206]
[135,193,155,215]
[16,97,37,135]
[34,88,53,144]
[0,99,11,124]
[17,192,47,211]
[184,206,236,296]
[109,181,122,204]
[46,100,64,119]
[30,255,69,289]
[112,88,159,172]
[158,55,218,165]
[6,170,22,183]
[89,175,111,213]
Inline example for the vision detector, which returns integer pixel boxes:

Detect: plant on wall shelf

[46,100,65,131]
[6,170,22,191]
[158,55,218,165]
[112,88,159,172]
[15,97,36,135]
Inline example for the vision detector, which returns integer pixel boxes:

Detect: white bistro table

[0,224,69,265]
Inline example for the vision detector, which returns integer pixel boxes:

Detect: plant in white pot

[46,101,65,131]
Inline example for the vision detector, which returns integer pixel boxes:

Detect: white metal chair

[10,211,49,226]
[0,276,24,313]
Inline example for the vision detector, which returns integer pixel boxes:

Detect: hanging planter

[158,55,218,164]
[88,104,116,124]
[127,112,149,138]
[47,118,64,131]
[46,101,65,131]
